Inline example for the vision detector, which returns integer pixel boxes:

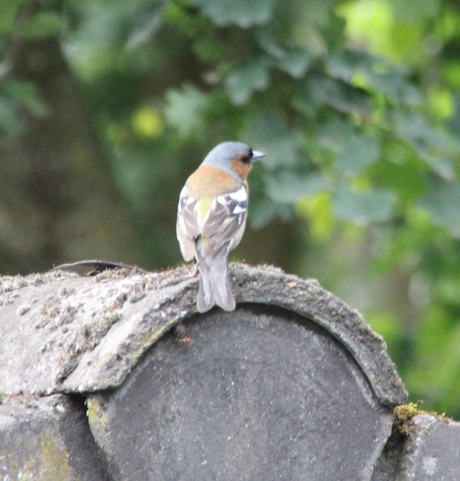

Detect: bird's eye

[240,149,253,164]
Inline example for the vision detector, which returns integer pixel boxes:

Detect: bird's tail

[196,246,235,313]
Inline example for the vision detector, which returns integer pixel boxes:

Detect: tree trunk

[0,5,141,274]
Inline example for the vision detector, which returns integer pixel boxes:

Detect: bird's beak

[252,150,265,161]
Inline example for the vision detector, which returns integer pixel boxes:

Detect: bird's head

[202,141,265,181]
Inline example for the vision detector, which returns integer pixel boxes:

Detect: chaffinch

[176,141,265,313]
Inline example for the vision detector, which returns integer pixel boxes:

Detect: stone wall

[0,264,459,480]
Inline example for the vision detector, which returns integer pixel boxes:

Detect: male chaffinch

[176,141,265,313]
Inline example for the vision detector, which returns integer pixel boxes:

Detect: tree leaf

[316,118,355,153]
[277,50,313,78]
[0,0,21,34]
[396,113,457,179]
[241,112,303,168]
[265,172,329,203]
[388,0,439,23]
[5,80,47,117]
[0,97,22,136]
[125,2,164,51]
[333,184,396,224]
[418,179,460,237]
[334,132,381,176]
[22,11,66,39]
[326,52,423,106]
[308,74,372,118]
[249,197,294,228]
[191,0,275,27]
[224,61,269,105]
[164,85,208,138]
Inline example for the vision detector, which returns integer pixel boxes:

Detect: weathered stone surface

[0,267,194,395]
[0,394,108,480]
[370,430,406,481]
[400,414,460,480]
[1,264,459,480]
[87,307,394,481]
[0,264,406,407]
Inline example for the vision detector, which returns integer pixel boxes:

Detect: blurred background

[1,0,460,417]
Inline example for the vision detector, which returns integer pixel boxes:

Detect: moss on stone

[393,402,447,435]
[40,435,72,480]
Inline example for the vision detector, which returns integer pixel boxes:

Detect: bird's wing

[177,183,248,261]
[200,184,248,258]
[176,186,200,261]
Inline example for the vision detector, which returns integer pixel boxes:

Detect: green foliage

[419,179,460,236]
[224,61,270,105]
[0,80,47,135]
[190,0,275,27]
[1,0,460,418]
[164,85,208,139]
[333,184,397,223]
[20,10,66,38]
[0,0,21,34]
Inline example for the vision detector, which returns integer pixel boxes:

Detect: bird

[176,141,265,313]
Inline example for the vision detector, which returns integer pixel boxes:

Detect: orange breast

[186,165,241,198]
[231,159,252,181]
